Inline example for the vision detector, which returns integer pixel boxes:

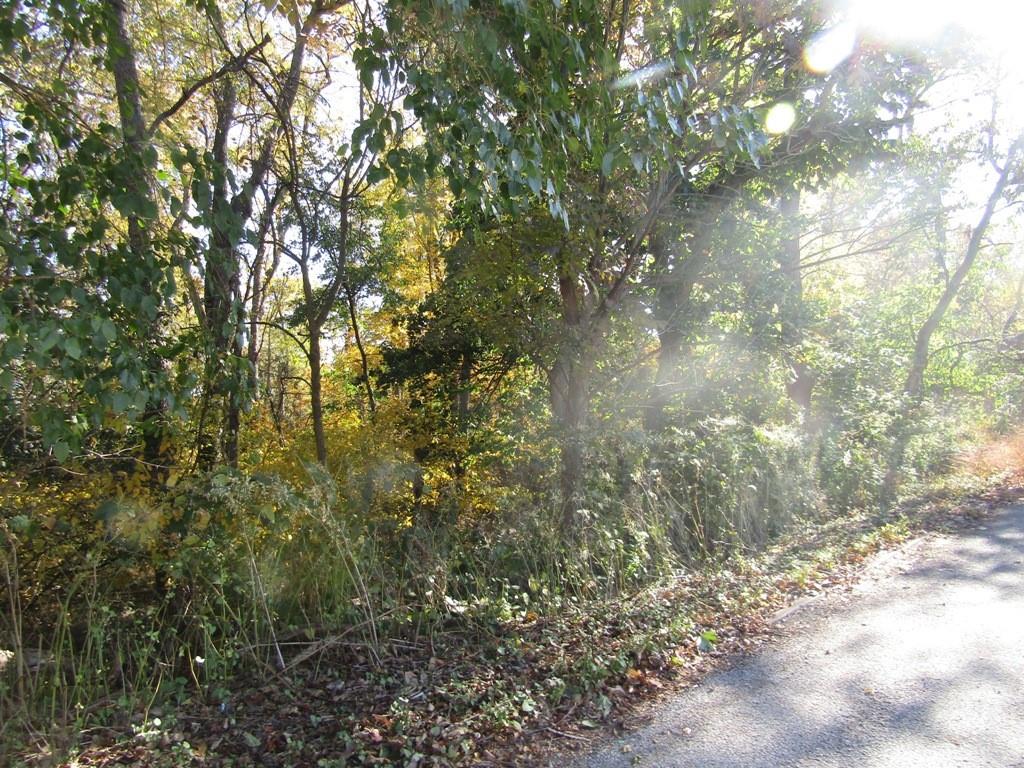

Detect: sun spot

[804,23,857,74]
[765,103,797,135]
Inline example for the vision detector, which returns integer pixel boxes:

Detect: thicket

[2,0,1023,760]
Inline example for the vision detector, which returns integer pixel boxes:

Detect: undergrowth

[2,426,1022,766]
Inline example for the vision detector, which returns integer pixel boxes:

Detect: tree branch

[147,35,272,136]
[251,320,311,360]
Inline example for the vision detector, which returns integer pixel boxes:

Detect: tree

[882,128,1024,502]
[274,1,408,465]
[0,0,182,466]
[381,0,927,532]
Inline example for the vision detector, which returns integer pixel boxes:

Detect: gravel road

[569,503,1024,768]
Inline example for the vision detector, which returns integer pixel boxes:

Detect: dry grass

[957,428,1024,482]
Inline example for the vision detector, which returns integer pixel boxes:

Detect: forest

[2,0,1024,764]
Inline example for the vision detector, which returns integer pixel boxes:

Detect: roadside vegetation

[2,0,1024,765]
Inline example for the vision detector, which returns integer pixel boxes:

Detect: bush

[644,419,819,557]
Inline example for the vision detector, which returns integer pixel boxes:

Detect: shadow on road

[573,505,1024,768]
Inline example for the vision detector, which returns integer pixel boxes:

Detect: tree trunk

[247,188,283,391]
[308,323,327,465]
[550,352,590,534]
[247,242,266,387]
[882,139,1022,503]
[200,5,325,468]
[286,183,350,469]
[107,0,168,483]
[205,75,242,466]
[345,283,376,414]
[550,271,591,534]
[452,349,472,483]
[107,0,152,268]
[778,189,814,414]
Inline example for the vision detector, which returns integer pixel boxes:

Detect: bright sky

[845,0,1024,52]
[808,0,1024,60]
[799,0,1024,232]
[807,0,1024,133]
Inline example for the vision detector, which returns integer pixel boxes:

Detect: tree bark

[107,0,168,482]
[247,187,284,390]
[452,349,473,483]
[345,283,376,414]
[205,75,242,467]
[777,188,814,413]
[550,354,590,533]
[308,322,327,465]
[550,272,592,533]
[107,0,152,260]
[200,3,333,468]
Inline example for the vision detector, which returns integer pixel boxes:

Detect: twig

[275,609,396,675]
[545,726,591,742]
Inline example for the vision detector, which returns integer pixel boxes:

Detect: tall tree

[195,0,349,467]
[383,0,927,530]
[882,131,1024,501]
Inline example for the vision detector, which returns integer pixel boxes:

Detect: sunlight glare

[765,102,797,135]
[848,0,948,42]
[844,0,1024,53]
[830,0,1024,133]
[613,60,673,90]
[804,22,857,74]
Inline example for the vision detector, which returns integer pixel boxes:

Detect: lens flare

[804,23,857,74]
[765,102,797,134]
[612,60,673,90]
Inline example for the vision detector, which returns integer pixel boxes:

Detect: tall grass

[4,419,1001,759]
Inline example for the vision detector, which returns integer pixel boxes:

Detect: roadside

[22,481,1023,768]
[562,501,1024,768]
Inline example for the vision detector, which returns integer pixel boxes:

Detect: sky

[798,0,1024,241]
[810,0,1024,133]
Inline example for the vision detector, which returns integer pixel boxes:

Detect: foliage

[2,0,1024,762]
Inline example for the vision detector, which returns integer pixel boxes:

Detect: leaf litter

[55,484,1021,768]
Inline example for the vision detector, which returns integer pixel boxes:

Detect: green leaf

[242,731,262,749]
[95,500,119,522]
[64,337,82,360]
[52,441,71,462]
[141,294,158,319]
[697,629,718,653]
[360,65,374,91]
[110,391,131,414]
[9,515,32,534]
[602,150,614,177]
[367,164,389,184]
[38,327,61,353]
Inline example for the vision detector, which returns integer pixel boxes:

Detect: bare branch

[147,35,272,136]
